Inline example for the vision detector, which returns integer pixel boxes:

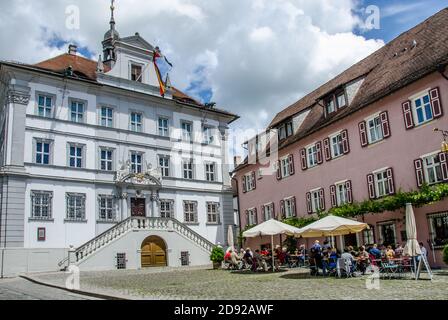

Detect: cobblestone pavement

[27,267,448,300]
[0,277,99,300]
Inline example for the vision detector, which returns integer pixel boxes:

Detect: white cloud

[0,0,384,139]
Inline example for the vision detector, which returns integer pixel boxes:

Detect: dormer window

[278,121,293,141]
[336,91,347,108]
[131,64,142,82]
[326,98,336,114]
[325,90,347,115]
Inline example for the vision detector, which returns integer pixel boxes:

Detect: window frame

[34,138,52,165]
[284,198,295,218]
[335,181,348,206]
[206,202,220,224]
[263,202,274,221]
[98,195,116,222]
[67,143,85,169]
[69,99,86,124]
[366,113,384,144]
[181,121,193,142]
[158,155,170,177]
[182,158,194,180]
[159,199,174,218]
[428,212,448,248]
[310,189,322,213]
[245,172,255,191]
[31,191,53,220]
[422,152,443,185]
[247,208,257,225]
[329,132,344,159]
[99,147,114,171]
[99,106,114,128]
[205,162,216,182]
[130,62,143,82]
[306,144,318,168]
[66,193,86,222]
[36,93,55,118]
[130,151,144,174]
[129,111,143,133]
[411,90,434,126]
[373,168,390,198]
[158,117,170,137]
[183,201,198,224]
[280,156,291,178]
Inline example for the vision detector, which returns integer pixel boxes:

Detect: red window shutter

[429,87,443,118]
[319,188,325,211]
[414,159,424,187]
[288,154,295,175]
[439,152,448,181]
[242,176,247,193]
[345,180,353,204]
[359,121,368,147]
[341,129,350,154]
[386,168,395,195]
[367,174,376,199]
[292,197,297,217]
[276,160,282,180]
[402,100,414,129]
[316,142,323,164]
[330,185,337,207]
[300,148,307,170]
[252,171,256,189]
[280,200,286,220]
[306,192,312,214]
[323,138,332,161]
[261,205,266,222]
[380,111,391,138]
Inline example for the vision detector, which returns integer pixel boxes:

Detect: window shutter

[439,152,448,181]
[386,168,395,195]
[341,129,350,154]
[429,87,443,118]
[292,197,297,217]
[271,202,276,220]
[306,192,312,214]
[323,138,332,161]
[288,154,295,175]
[330,185,336,208]
[245,210,249,226]
[345,180,353,204]
[359,121,368,147]
[319,188,325,211]
[414,159,424,187]
[242,176,247,193]
[276,160,282,180]
[254,207,258,224]
[300,148,307,170]
[252,171,256,189]
[380,111,391,138]
[367,174,376,199]
[280,200,286,220]
[402,100,414,129]
[316,142,323,164]
[261,205,266,222]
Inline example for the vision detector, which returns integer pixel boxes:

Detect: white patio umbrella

[295,215,369,238]
[402,203,422,279]
[243,219,301,271]
[227,225,235,252]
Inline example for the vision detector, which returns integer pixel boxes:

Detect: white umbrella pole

[271,235,275,273]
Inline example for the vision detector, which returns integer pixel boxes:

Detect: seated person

[243,249,253,267]
[229,249,241,270]
[357,246,370,275]
[385,245,395,260]
[341,248,355,273]
[224,250,232,268]
[369,244,382,260]
[253,249,268,272]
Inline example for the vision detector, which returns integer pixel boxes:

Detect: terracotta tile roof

[269,7,448,128]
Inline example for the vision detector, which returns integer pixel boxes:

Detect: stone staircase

[58,217,215,268]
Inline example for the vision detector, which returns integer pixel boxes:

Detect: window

[336,92,347,108]
[130,152,143,173]
[100,107,113,128]
[181,122,192,142]
[159,200,174,218]
[205,163,216,182]
[378,222,396,246]
[130,112,143,132]
[263,203,274,221]
[307,145,318,168]
[70,101,85,123]
[131,64,142,82]
[367,115,383,144]
[158,118,169,137]
[330,133,344,158]
[202,126,214,145]
[184,201,198,223]
[158,155,170,177]
[68,144,84,168]
[100,148,113,171]
[207,202,220,224]
[423,154,443,185]
[284,198,295,218]
[281,156,292,178]
[362,225,375,245]
[311,190,321,213]
[335,183,347,206]
[37,95,52,118]
[326,98,335,114]
[374,170,390,198]
[99,196,115,222]
[428,212,448,247]
[413,93,433,125]
[31,191,53,220]
[247,208,257,225]
[66,193,86,221]
[278,122,293,141]
[35,140,51,165]
[183,159,194,179]
[244,172,255,192]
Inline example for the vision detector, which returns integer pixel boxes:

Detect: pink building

[233,9,448,267]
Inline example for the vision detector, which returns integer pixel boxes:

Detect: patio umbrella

[227,225,235,252]
[295,215,369,238]
[243,219,301,271]
[402,203,422,279]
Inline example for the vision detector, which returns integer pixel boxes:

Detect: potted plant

[210,246,225,269]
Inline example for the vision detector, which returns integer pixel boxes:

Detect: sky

[0,0,447,139]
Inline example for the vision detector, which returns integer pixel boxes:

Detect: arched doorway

[141,236,167,268]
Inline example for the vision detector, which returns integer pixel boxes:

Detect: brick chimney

[68,44,78,56]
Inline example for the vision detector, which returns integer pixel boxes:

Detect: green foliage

[210,246,225,263]
[443,244,448,265]
[283,236,298,254]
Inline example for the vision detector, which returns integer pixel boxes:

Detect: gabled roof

[119,34,155,51]
[269,7,448,128]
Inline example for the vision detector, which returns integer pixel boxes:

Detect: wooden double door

[141,236,167,268]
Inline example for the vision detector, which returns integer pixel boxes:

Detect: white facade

[0,21,237,276]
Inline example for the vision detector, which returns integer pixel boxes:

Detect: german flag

[153,50,166,97]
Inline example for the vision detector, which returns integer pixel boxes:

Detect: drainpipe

[1,175,8,279]
[231,176,243,249]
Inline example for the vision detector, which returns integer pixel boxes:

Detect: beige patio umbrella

[227,225,235,252]
[403,203,422,257]
[243,219,301,271]
[295,215,369,238]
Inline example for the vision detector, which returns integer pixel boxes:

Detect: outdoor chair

[380,260,401,279]
[336,258,352,278]
[327,258,338,277]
